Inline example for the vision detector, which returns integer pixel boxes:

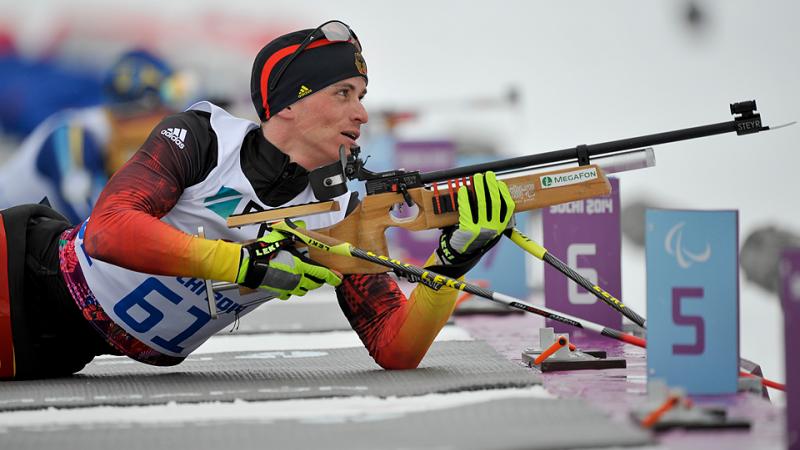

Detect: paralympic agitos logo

[664,221,711,269]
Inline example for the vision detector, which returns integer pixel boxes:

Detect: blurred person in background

[0,31,105,139]
[1,21,513,380]
[0,48,195,224]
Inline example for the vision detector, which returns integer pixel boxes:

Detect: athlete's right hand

[236,224,342,300]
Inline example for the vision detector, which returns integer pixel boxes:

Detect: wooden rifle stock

[227,164,611,274]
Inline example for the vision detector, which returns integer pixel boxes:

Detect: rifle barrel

[420,119,739,183]
[487,147,655,181]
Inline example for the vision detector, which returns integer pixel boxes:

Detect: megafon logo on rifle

[540,167,598,189]
[665,221,711,269]
[161,128,187,149]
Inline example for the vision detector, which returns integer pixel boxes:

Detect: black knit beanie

[250,26,367,122]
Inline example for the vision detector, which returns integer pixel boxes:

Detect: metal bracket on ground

[521,327,627,372]
[630,379,751,431]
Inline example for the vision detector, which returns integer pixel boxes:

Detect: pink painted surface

[455,313,786,449]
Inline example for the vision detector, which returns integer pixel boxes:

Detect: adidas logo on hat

[297,85,313,99]
[160,127,187,149]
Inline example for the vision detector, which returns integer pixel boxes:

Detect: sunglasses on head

[268,20,361,93]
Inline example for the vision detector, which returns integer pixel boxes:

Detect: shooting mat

[0,341,540,411]
[223,287,453,334]
[225,300,353,334]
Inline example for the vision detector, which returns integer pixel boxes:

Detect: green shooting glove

[237,222,342,300]
[436,171,516,267]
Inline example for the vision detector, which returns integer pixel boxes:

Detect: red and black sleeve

[83,111,241,281]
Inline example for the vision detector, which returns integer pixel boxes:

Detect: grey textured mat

[0,397,652,450]
[228,301,454,334]
[227,300,352,333]
[0,341,540,411]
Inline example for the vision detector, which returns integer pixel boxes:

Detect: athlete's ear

[275,105,295,120]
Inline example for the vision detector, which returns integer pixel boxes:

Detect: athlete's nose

[353,100,368,125]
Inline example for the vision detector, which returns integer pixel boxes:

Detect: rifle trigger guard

[576,145,590,166]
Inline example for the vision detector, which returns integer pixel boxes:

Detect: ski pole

[271,219,785,392]
[272,220,644,347]
[506,227,646,328]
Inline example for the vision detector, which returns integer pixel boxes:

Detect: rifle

[226,100,772,274]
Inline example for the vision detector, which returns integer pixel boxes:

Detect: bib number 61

[114,277,211,354]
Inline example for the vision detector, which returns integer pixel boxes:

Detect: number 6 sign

[645,209,739,395]
[543,177,621,332]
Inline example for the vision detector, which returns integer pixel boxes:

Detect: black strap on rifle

[576,144,590,166]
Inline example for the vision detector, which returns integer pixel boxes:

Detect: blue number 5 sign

[646,209,739,395]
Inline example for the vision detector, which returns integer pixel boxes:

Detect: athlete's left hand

[436,171,515,265]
